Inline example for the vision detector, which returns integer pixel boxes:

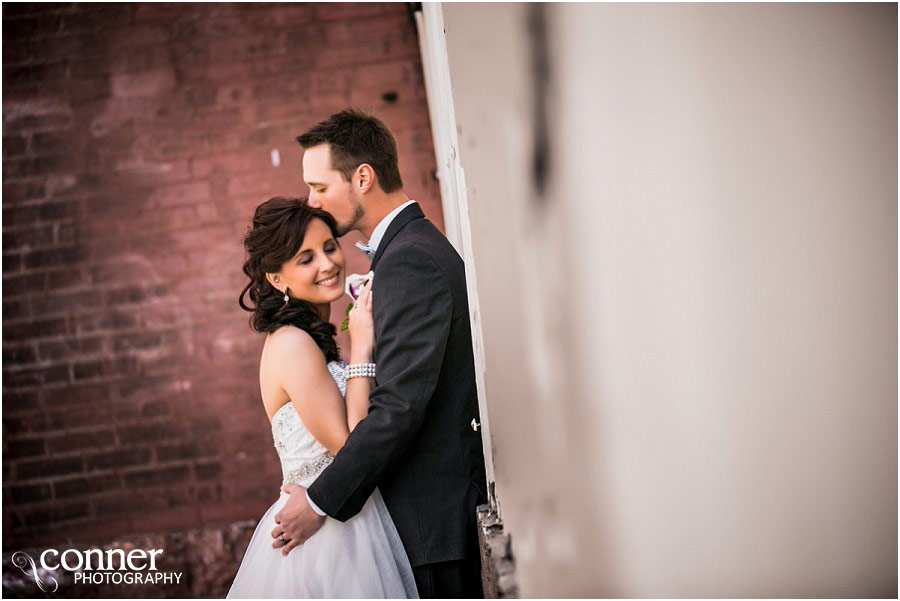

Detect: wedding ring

[278,533,286,543]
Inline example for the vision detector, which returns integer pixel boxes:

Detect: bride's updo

[239,197,341,362]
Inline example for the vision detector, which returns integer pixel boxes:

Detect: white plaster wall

[438,3,897,597]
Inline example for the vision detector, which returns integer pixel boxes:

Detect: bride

[228,197,418,598]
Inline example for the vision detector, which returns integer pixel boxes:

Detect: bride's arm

[269,327,350,455]
[345,280,374,432]
[344,367,372,432]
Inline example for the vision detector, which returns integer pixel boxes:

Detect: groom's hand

[272,483,325,556]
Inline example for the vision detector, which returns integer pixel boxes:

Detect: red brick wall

[3,2,443,551]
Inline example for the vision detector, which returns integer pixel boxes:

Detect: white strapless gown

[227,361,418,598]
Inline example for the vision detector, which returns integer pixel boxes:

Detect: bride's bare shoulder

[264,326,323,363]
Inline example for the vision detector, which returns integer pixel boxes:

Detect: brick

[31,290,102,315]
[146,180,209,209]
[2,225,55,250]
[37,199,81,220]
[2,14,64,40]
[60,6,134,35]
[2,181,46,203]
[116,374,183,401]
[20,501,91,528]
[4,316,66,340]
[103,45,173,77]
[47,429,116,453]
[156,440,215,462]
[196,484,222,503]
[38,336,103,361]
[3,252,22,273]
[191,415,222,436]
[71,360,102,380]
[87,120,136,155]
[10,483,52,504]
[2,344,38,364]
[117,421,182,444]
[42,382,109,406]
[68,356,139,380]
[123,465,191,488]
[88,261,142,283]
[207,35,281,63]
[55,222,77,243]
[3,135,28,157]
[107,24,168,48]
[73,311,137,333]
[3,364,70,387]
[46,267,84,290]
[30,131,71,155]
[2,111,73,133]
[3,412,51,434]
[16,455,84,480]
[140,399,169,418]
[53,474,120,498]
[91,491,141,516]
[194,462,222,480]
[3,4,75,19]
[105,284,167,305]
[346,13,415,42]
[141,354,184,375]
[40,34,102,65]
[3,273,46,296]
[313,2,400,21]
[3,389,40,407]
[4,415,26,433]
[111,68,176,98]
[3,63,69,88]
[4,437,46,459]
[45,405,109,431]
[2,40,33,65]
[2,204,40,225]
[86,447,152,470]
[113,399,140,422]
[132,506,199,534]
[70,76,113,105]
[3,63,48,88]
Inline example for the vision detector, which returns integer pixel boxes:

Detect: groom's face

[303,144,363,236]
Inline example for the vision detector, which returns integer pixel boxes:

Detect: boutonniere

[340,271,373,332]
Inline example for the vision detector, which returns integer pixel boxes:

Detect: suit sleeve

[307,246,452,521]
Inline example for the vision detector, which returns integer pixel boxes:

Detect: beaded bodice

[271,360,346,488]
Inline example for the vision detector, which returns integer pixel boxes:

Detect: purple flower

[345,271,373,301]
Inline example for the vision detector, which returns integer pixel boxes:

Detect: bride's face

[268,218,346,307]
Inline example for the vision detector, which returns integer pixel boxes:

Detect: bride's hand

[348,279,374,362]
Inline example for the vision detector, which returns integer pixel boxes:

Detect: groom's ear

[355,163,376,194]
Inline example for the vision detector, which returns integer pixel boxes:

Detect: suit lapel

[370,203,425,270]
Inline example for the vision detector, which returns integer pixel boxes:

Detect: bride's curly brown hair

[239,197,341,362]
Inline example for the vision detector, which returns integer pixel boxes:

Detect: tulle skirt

[227,488,418,598]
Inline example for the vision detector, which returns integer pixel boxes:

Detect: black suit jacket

[308,203,487,567]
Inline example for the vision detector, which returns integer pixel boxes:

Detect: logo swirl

[12,552,58,593]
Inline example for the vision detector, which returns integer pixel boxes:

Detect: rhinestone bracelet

[345,362,376,380]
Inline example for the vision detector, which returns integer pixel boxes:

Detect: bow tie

[355,241,376,259]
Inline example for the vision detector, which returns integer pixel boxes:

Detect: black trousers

[412,557,484,599]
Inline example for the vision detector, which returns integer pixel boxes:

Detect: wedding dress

[227,360,418,598]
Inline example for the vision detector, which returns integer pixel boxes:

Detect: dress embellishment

[270,360,347,491]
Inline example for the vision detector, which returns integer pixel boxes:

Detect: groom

[272,109,487,598]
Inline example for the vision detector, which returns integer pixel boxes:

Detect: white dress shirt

[354,199,418,258]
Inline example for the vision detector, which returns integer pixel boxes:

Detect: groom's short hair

[296,109,404,193]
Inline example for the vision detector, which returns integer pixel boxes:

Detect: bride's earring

[272,276,289,304]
